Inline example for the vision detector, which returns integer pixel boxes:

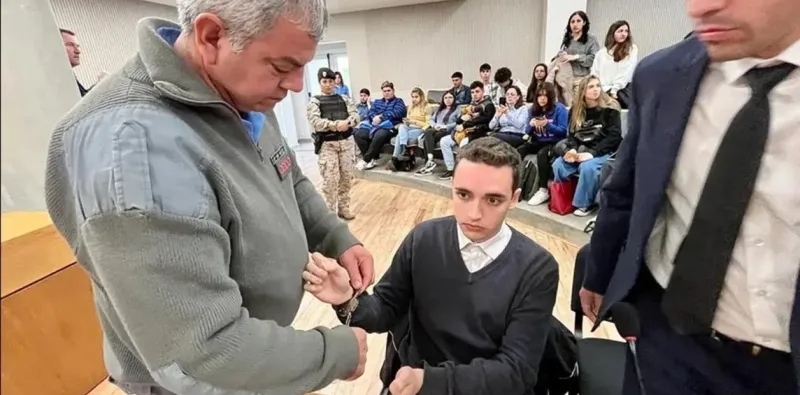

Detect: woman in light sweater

[489,85,530,148]
[557,11,600,91]
[416,91,459,175]
[591,20,638,98]
[393,87,429,159]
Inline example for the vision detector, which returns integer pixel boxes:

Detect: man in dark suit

[578,0,799,394]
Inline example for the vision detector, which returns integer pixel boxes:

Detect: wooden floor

[89,177,618,395]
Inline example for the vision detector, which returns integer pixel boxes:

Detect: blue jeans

[393,125,424,157]
[439,134,470,170]
[552,154,609,209]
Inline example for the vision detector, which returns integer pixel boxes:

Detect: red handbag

[548,178,577,215]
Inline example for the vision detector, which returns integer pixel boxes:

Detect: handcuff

[335,288,360,326]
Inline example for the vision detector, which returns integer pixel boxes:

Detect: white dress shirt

[645,39,800,352]
[591,44,639,94]
[457,223,513,273]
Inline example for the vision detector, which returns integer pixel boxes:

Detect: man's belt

[317,131,352,141]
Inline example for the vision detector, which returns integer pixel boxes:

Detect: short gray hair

[177,0,329,51]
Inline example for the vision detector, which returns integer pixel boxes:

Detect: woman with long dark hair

[557,11,600,93]
[526,63,549,102]
[416,91,459,175]
[333,71,350,96]
[489,86,530,148]
[518,83,569,206]
[591,20,638,98]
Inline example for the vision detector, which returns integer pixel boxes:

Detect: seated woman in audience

[416,91,459,175]
[525,63,548,102]
[393,88,429,160]
[591,20,638,99]
[551,75,621,217]
[517,82,569,206]
[557,11,600,94]
[488,86,530,148]
[333,72,350,96]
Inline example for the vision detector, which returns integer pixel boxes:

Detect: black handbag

[573,124,603,144]
[616,83,632,109]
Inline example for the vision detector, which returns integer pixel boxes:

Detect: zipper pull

[256,145,264,162]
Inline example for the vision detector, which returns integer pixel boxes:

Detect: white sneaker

[415,160,437,176]
[364,159,378,170]
[527,189,550,206]
[355,160,367,171]
[573,207,596,217]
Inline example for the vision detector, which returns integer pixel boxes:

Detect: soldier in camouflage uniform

[307,67,360,220]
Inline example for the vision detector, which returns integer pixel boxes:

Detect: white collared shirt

[645,39,800,352]
[456,223,513,273]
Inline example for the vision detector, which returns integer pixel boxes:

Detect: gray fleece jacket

[45,18,359,395]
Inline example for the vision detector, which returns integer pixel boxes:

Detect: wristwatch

[335,293,359,326]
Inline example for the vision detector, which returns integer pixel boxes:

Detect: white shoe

[527,189,550,206]
[415,160,437,176]
[364,159,378,170]
[573,207,596,217]
[356,160,367,171]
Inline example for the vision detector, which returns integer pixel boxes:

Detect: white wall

[1,0,81,212]
[324,0,547,98]
[587,0,692,57]
[49,0,177,88]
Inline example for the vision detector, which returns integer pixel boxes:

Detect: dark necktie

[662,62,797,334]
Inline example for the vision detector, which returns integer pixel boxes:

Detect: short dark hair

[479,63,492,72]
[469,81,484,91]
[456,137,522,191]
[494,67,512,84]
[360,88,371,96]
[451,71,463,79]
[59,28,75,36]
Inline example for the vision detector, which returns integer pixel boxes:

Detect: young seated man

[303,137,559,395]
[479,63,500,104]
[437,81,496,180]
[353,81,406,170]
[450,71,471,106]
[494,67,528,105]
[356,88,372,122]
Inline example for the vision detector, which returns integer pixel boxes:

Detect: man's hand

[389,366,424,395]
[461,114,472,122]
[579,287,604,323]
[343,327,368,381]
[336,120,350,132]
[302,253,353,305]
[338,245,375,294]
[372,115,382,125]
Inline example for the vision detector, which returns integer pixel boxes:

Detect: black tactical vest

[316,95,349,122]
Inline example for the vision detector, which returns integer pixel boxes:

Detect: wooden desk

[1,212,107,395]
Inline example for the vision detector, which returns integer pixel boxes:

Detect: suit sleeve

[419,253,559,395]
[584,75,641,294]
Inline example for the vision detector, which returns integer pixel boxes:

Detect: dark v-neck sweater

[345,216,559,395]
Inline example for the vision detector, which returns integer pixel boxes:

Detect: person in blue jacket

[333,71,350,96]
[517,82,569,206]
[353,81,407,170]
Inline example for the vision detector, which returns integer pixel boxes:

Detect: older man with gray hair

[44,1,374,394]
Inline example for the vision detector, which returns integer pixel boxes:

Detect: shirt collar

[457,222,512,260]
[717,38,800,84]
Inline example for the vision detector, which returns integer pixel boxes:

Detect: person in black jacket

[551,75,621,216]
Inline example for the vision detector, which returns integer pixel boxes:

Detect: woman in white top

[591,20,638,99]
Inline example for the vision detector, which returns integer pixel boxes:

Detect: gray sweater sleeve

[59,108,358,394]
[81,212,358,393]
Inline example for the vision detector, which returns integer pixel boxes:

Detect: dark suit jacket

[584,37,800,385]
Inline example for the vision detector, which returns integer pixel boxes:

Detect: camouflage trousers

[318,137,355,214]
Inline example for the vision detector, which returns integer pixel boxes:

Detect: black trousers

[354,127,393,162]
[422,127,449,155]
[622,269,796,395]
[493,132,526,148]
[517,141,555,190]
